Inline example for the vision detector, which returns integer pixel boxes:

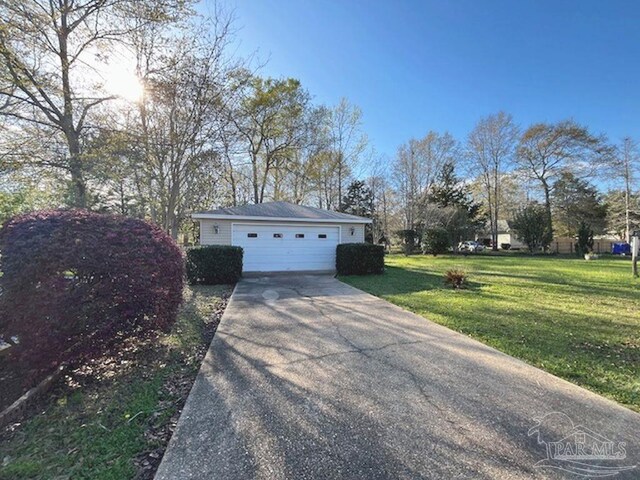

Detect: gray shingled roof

[193,201,371,222]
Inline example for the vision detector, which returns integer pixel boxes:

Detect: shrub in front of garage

[336,243,385,275]
[186,245,243,284]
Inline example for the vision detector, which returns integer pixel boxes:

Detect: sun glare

[92,49,144,103]
[105,62,144,102]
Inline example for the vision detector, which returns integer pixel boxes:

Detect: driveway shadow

[155,275,640,480]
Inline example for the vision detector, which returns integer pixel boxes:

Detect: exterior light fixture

[350,227,355,236]
[213,224,219,234]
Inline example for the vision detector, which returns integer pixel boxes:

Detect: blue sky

[210,1,640,160]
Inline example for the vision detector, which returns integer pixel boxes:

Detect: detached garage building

[192,201,372,273]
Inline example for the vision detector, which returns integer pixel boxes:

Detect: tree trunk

[492,165,499,251]
[542,179,553,246]
[58,8,87,208]
[65,130,87,208]
[251,150,260,204]
[491,205,498,252]
[337,153,343,209]
[624,158,632,243]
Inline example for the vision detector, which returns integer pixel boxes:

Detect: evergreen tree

[511,203,553,252]
[429,162,469,208]
[339,180,374,218]
[551,172,607,237]
[424,161,484,250]
[340,180,376,242]
[576,221,594,255]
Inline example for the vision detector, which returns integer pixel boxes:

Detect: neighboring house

[496,220,525,250]
[192,201,372,273]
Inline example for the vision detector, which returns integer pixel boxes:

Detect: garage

[192,201,371,273]
[233,224,340,272]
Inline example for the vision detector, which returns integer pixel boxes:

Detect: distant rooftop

[192,201,372,223]
[497,219,511,233]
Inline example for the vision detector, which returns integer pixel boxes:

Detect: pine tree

[340,180,376,242]
[428,162,482,221]
[339,180,374,218]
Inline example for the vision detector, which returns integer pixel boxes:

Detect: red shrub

[0,209,184,378]
[444,268,468,289]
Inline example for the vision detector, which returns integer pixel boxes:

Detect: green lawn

[340,254,640,412]
[0,285,231,480]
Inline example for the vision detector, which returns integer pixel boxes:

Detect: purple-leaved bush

[0,209,184,378]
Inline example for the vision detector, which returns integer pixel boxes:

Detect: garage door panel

[233,224,339,272]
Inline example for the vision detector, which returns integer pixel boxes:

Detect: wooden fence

[551,237,615,254]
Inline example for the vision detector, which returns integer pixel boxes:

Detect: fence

[550,237,615,254]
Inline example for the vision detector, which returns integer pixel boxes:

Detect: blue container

[612,242,631,255]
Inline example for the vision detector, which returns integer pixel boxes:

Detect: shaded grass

[340,254,640,411]
[0,284,232,480]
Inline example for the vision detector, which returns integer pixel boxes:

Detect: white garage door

[232,224,340,272]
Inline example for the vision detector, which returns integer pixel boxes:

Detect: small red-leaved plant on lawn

[0,209,185,383]
[444,268,468,289]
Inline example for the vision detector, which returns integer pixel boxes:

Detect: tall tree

[131,16,236,238]
[231,76,311,204]
[392,131,456,230]
[329,98,367,206]
[424,161,483,250]
[340,180,375,242]
[467,111,519,250]
[551,171,607,237]
[0,0,187,207]
[516,120,610,237]
[604,190,640,240]
[339,180,373,218]
[611,138,639,242]
[367,173,394,246]
[277,105,330,205]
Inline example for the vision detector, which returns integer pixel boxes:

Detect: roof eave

[191,213,372,224]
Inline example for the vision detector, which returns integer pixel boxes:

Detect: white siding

[340,223,365,243]
[199,219,232,245]
[497,233,525,249]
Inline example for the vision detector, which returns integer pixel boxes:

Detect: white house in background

[192,201,372,273]
[496,219,525,250]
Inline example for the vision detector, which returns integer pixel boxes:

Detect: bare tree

[515,120,610,237]
[392,131,456,230]
[467,112,519,250]
[612,137,639,242]
[328,98,367,206]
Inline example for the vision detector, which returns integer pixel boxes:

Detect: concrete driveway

[156,275,640,479]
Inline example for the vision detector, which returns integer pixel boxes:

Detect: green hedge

[336,243,385,275]
[186,245,243,284]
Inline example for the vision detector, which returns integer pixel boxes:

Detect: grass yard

[0,285,232,480]
[340,254,640,412]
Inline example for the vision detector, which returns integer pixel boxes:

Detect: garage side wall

[340,223,365,243]
[199,219,232,245]
[199,219,366,245]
